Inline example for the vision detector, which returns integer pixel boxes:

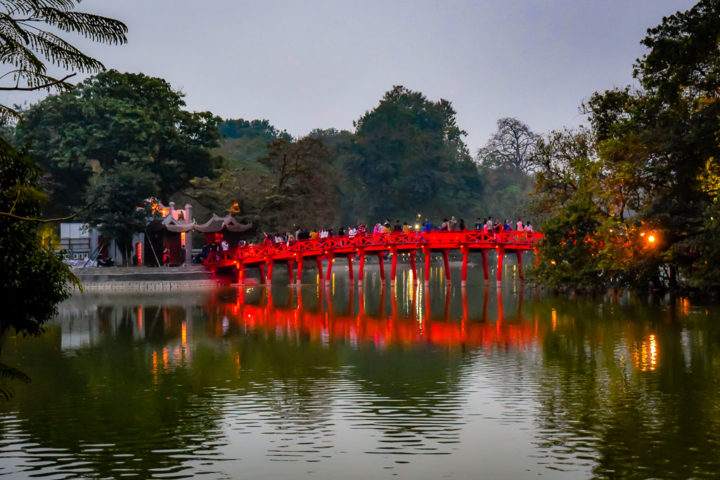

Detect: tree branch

[0,202,92,223]
[0,72,75,91]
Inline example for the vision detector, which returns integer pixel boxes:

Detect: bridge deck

[206,230,543,285]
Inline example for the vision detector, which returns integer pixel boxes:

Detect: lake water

[1,265,719,479]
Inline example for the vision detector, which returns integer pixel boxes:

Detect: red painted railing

[205,230,543,268]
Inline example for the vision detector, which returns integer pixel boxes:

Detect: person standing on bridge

[516,220,524,231]
[402,222,411,233]
[459,218,466,231]
[449,216,458,230]
[525,222,533,233]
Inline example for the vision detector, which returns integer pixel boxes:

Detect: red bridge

[206,230,544,286]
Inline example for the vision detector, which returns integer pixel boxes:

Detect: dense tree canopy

[532,0,720,295]
[16,70,222,215]
[0,139,77,338]
[342,86,481,223]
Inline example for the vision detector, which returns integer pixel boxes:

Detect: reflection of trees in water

[342,345,471,454]
[0,319,227,478]
[527,297,720,478]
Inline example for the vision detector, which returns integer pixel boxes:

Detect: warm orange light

[648,234,656,244]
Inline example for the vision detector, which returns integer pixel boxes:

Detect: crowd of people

[258,216,533,247]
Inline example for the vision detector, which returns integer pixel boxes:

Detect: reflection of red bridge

[206,230,543,285]
[206,286,539,350]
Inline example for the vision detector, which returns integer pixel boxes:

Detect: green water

[1,265,719,479]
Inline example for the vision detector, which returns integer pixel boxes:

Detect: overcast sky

[23,0,699,153]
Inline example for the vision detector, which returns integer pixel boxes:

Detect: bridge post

[409,250,417,283]
[377,253,385,282]
[516,250,524,281]
[496,247,505,284]
[442,249,451,284]
[423,246,431,284]
[325,253,334,284]
[287,261,294,284]
[461,246,469,286]
[481,249,489,281]
[358,252,365,285]
[238,264,245,284]
[347,254,355,284]
[266,259,273,284]
[296,256,303,285]
[390,247,398,285]
[316,257,324,283]
[258,263,266,284]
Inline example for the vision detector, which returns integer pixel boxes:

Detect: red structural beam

[206,230,544,285]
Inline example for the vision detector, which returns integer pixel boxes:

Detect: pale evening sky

[19,0,699,153]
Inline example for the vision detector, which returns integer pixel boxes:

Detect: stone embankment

[72,265,219,292]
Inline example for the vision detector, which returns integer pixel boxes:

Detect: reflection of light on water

[633,334,659,372]
[152,351,158,385]
[181,321,187,347]
[551,308,557,331]
[680,297,691,315]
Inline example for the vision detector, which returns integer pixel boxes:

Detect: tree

[0,138,78,337]
[16,70,222,215]
[84,164,157,265]
[258,136,339,231]
[0,0,127,121]
[531,0,720,295]
[477,117,538,173]
[344,85,481,222]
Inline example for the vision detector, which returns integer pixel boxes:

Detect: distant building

[59,201,252,267]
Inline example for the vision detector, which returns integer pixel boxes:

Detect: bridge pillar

[409,250,417,283]
[347,254,355,284]
[325,253,334,284]
[481,249,489,281]
[516,250,524,281]
[358,252,365,285]
[461,246,469,286]
[377,253,385,282]
[423,247,431,284]
[266,259,274,284]
[316,257,324,283]
[496,247,505,285]
[442,249,451,284]
[390,247,398,285]
[296,257,303,285]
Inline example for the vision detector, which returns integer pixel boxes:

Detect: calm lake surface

[1,265,719,479]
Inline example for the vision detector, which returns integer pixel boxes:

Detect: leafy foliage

[0,0,127,121]
[532,0,720,295]
[16,70,222,215]
[341,85,481,223]
[258,136,339,231]
[0,138,78,337]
